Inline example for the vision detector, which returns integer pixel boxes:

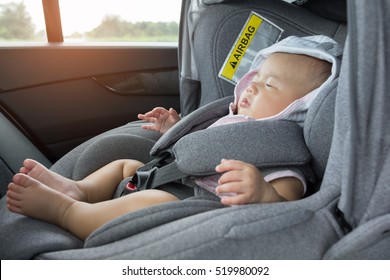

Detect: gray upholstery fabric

[0,200,83,260]
[0,0,356,259]
[322,0,390,259]
[335,0,390,228]
[174,121,310,176]
[324,214,390,259]
[51,121,160,179]
[304,78,338,181]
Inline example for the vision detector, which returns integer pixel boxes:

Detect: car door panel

[0,45,179,162]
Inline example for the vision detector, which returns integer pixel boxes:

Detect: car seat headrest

[304,77,338,182]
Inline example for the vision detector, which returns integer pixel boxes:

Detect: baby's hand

[215,159,272,205]
[138,107,180,134]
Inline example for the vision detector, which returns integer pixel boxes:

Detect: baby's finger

[220,194,249,206]
[218,170,243,185]
[168,108,178,114]
[215,159,246,173]
[140,124,157,131]
[137,113,147,120]
[146,107,168,116]
[216,181,242,195]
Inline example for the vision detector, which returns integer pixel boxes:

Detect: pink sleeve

[263,170,307,197]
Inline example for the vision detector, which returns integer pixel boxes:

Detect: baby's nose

[247,83,258,95]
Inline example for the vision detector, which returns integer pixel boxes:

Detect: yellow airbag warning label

[219,12,283,84]
[220,15,263,80]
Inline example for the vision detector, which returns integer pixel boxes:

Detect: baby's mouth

[240,97,250,108]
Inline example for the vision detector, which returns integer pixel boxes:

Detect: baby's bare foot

[20,159,86,201]
[7,173,75,227]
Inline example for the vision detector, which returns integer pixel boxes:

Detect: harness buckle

[121,167,158,196]
[125,181,138,193]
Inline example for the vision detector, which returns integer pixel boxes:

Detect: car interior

[1,0,389,259]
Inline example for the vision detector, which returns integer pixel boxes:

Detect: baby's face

[237,53,311,119]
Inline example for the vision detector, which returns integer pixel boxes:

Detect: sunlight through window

[59,0,181,42]
[0,0,46,42]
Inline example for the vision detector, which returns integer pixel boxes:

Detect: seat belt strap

[120,160,188,196]
[150,161,188,187]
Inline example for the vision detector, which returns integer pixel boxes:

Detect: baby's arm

[138,107,180,134]
[215,159,304,205]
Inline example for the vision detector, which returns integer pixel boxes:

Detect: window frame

[42,0,63,42]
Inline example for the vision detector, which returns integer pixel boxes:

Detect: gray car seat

[1,0,389,259]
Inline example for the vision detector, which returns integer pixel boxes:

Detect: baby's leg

[20,158,143,203]
[64,189,179,240]
[7,173,178,240]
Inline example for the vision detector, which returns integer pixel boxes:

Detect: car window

[59,0,181,43]
[0,0,46,42]
[0,0,181,43]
